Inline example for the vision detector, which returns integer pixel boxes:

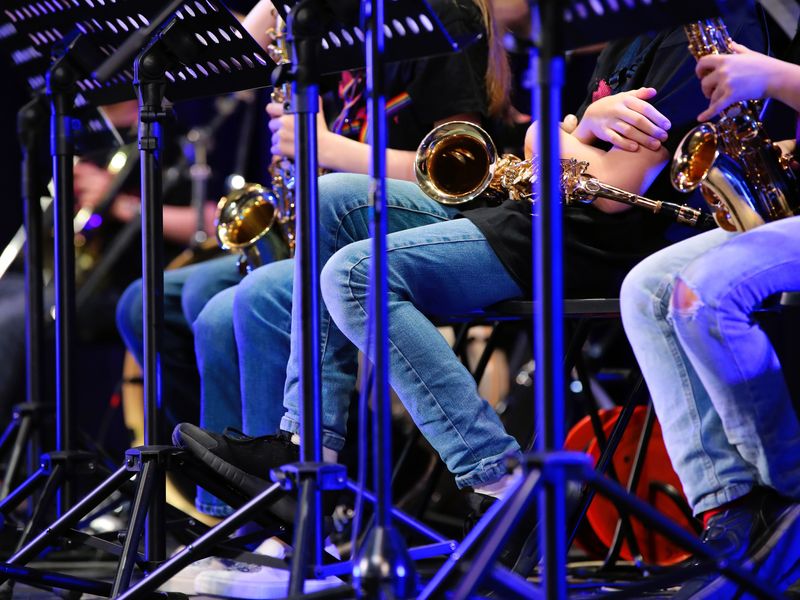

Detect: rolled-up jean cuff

[279,416,346,452]
[690,482,754,516]
[196,498,235,518]
[454,450,522,489]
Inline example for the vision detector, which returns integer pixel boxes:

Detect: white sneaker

[157,555,230,595]
[194,565,342,599]
[158,538,286,596]
[157,539,285,596]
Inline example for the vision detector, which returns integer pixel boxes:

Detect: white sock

[473,473,518,500]
[289,433,339,463]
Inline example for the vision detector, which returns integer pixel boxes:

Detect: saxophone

[415,121,714,227]
[671,19,800,231]
[215,14,295,273]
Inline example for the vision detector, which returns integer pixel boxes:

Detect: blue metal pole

[531,1,566,597]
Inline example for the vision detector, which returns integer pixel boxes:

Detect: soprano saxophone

[671,19,800,231]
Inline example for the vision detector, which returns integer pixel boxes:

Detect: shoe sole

[175,424,273,498]
[689,503,800,599]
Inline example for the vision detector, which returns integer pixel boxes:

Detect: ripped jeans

[620,217,800,514]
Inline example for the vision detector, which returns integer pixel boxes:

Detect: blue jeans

[116,254,244,515]
[320,217,523,488]
[194,173,458,511]
[278,173,460,451]
[620,217,800,514]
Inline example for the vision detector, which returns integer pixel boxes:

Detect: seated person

[174,3,763,581]
[119,0,510,518]
[620,37,800,598]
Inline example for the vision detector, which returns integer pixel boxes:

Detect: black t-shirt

[465,3,765,297]
[332,0,489,151]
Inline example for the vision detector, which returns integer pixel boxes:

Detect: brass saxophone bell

[215,183,283,274]
[415,121,497,204]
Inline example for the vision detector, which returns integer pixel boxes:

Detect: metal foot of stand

[110,461,455,599]
[421,452,784,600]
[0,446,295,598]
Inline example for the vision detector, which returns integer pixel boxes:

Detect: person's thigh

[317,173,459,254]
[181,255,243,325]
[322,218,523,487]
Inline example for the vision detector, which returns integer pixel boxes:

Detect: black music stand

[418,1,782,599]
[0,18,137,500]
[111,2,476,598]
[0,1,275,596]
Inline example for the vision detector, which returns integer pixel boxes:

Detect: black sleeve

[405,0,489,123]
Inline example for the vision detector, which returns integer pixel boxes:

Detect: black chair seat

[433,298,620,324]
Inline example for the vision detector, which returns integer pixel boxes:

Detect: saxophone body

[265,15,296,255]
[215,14,295,273]
[415,121,714,228]
[671,19,800,231]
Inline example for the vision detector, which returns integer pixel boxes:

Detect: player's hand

[560,114,579,134]
[73,162,114,211]
[573,87,671,151]
[267,100,329,160]
[696,42,778,121]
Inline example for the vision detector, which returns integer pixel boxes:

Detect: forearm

[525,121,668,213]
[318,132,416,181]
[162,204,216,246]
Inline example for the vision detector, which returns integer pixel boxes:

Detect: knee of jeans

[182,270,221,324]
[321,245,369,330]
[116,279,143,342]
[193,292,234,346]
[620,262,670,324]
[319,173,368,237]
[233,268,282,327]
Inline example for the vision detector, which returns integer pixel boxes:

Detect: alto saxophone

[215,14,296,273]
[415,121,714,227]
[671,19,800,231]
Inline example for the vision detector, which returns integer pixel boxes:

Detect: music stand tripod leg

[1,408,36,500]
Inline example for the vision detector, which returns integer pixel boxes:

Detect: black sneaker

[173,423,299,497]
[463,492,539,577]
[675,488,800,599]
[462,478,586,581]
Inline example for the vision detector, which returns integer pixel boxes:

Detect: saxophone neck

[684,18,733,60]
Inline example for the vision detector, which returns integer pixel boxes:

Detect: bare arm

[318,113,481,181]
[269,103,481,182]
[524,121,669,213]
[161,203,217,245]
[111,198,217,246]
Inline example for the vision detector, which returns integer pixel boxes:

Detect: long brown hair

[474,0,511,117]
